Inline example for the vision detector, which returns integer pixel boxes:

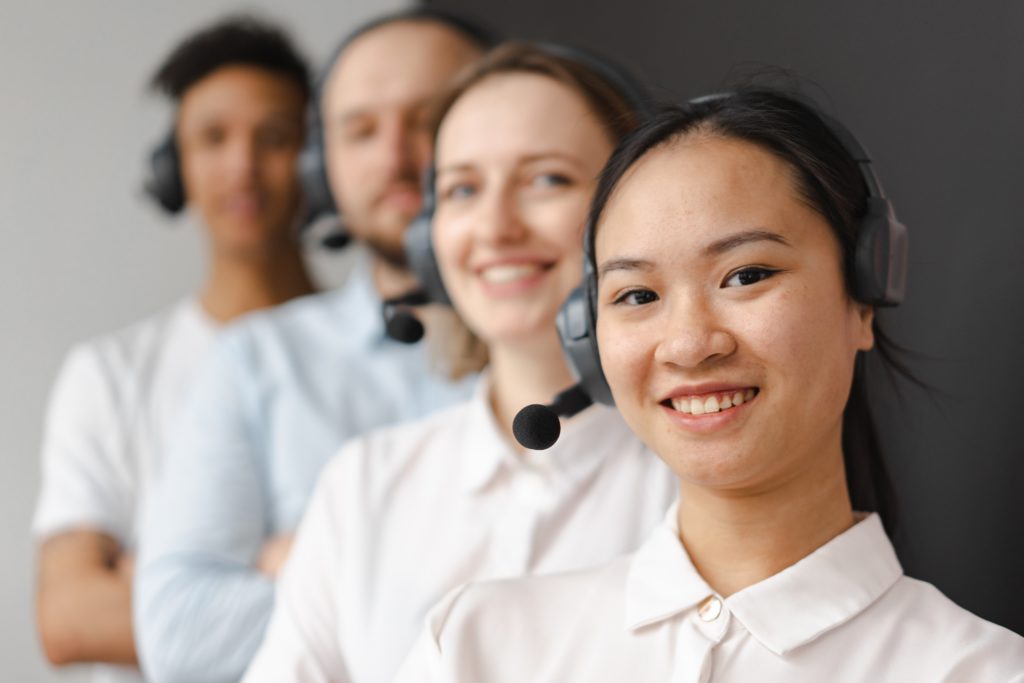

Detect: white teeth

[480,264,543,284]
[669,389,757,416]
[672,397,692,414]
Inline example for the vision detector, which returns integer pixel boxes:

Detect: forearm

[36,533,137,666]
[135,560,274,683]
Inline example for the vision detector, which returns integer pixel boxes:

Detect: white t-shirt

[33,298,217,683]
[242,375,678,683]
[397,505,1024,683]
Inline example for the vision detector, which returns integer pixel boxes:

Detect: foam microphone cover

[513,404,562,450]
[320,230,351,250]
[385,310,425,344]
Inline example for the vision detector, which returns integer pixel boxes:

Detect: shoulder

[868,575,1024,675]
[52,300,189,391]
[321,400,476,489]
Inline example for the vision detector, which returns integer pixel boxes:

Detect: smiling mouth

[661,388,760,416]
[478,263,553,284]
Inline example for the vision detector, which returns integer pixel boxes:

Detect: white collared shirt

[398,504,1024,682]
[242,375,677,683]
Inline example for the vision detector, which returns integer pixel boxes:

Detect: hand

[257,534,295,578]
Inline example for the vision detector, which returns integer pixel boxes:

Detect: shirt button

[698,595,722,622]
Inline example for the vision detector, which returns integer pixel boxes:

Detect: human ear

[854,302,875,352]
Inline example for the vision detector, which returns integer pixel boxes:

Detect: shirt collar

[727,512,902,655]
[625,503,714,630]
[624,505,903,656]
[459,375,631,493]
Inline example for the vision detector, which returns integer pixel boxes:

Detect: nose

[472,184,528,245]
[378,116,424,182]
[225,133,259,184]
[653,292,736,370]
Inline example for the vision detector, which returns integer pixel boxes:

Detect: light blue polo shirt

[134,252,477,683]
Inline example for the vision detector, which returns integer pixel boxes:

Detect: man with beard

[134,11,491,683]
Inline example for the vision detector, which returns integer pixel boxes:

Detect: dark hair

[150,15,311,101]
[586,88,913,536]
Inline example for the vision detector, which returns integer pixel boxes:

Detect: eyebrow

[436,151,586,177]
[702,229,791,256]
[598,257,655,278]
[597,229,791,278]
[334,97,431,128]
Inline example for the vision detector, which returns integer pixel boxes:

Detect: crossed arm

[36,529,137,666]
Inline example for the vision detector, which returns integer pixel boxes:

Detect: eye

[341,120,374,143]
[531,172,572,188]
[440,182,476,201]
[199,126,226,147]
[612,288,659,306]
[722,266,780,288]
[257,126,294,149]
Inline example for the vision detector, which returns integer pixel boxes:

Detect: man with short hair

[134,10,491,683]
[33,16,314,683]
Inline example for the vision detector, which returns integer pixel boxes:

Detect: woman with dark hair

[241,43,676,683]
[396,90,1024,681]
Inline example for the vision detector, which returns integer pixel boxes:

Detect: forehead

[177,64,304,125]
[435,72,612,167]
[323,20,480,118]
[597,135,804,254]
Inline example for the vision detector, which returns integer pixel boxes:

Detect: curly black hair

[150,15,310,101]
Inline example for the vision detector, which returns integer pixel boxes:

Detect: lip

[659,382,757,402]
[473,257,557,298]
[658,383,760,435]
[222,193,265,218]
[378,187,422,212]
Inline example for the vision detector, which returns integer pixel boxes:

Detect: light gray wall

[0,1,408,680]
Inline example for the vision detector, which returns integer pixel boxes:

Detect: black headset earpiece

[299,10,498,251]
[516,93,910,449]
[144,131,185,214]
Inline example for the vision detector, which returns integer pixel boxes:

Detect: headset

[384,41,658,344]
[143,131,186,214]
[298,9,498,250]
[513,92,909,450]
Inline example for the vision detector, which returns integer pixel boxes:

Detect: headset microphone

[383,289,430,343]
[512,384,593,450]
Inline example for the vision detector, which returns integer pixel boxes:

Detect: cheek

[432,213,472,289]
[745,284,858,403]
[598,319,652,411]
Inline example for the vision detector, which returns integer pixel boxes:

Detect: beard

[361,230,409,269]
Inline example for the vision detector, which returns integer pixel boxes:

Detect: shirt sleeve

[134,332,274,683]
[242,453,350,683]
[33,343,133,544]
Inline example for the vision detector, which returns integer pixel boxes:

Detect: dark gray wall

[425,0,1024,634]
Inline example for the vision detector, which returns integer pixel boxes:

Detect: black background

[425,0,1024,634]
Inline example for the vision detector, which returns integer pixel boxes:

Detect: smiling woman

[394,89,1024,682]
[240,43,677,683]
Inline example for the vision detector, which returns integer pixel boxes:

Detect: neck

[487,329,577,449]
[371,255,419,300]
[677,434,855,597]
[200,241,316,324]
